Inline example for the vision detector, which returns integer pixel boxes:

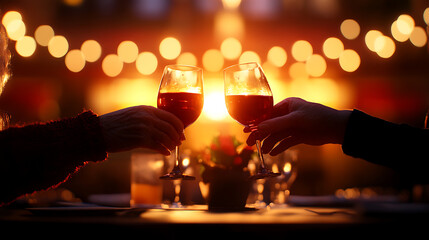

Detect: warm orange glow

[222,0,241,10]
[34,25,55,46]
[102,54,123,77]
[88,78,158,114]
[159,37,181,60]
[289,62,308,79]
[339,49,360,72]
[289,78,343,108]
[410,26,427,47]
[220,37,242,60]
[291,40,312,62]
[136,52,158,75]
[65,49,85,73]
[214,11,244,39]
[239,51,261,64]
[177,52,197,66]
[15,36,36,57]
[81,40,102,62]
[63,0,84,7]
[203,49,224,72]
[340,19,360,40]
[305,54,326,77]
[48,35,69,58]
[323,37,344,59]
[117,40,139,63]
[267,46,287,67]
[203,91,229,121]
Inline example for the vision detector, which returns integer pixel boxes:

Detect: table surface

[2,203,429,236]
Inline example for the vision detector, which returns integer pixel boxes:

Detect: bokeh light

[102,54,123,77]
[339,49,360,72]
[15,35,36,57]
[81,40,102,62]
[34,25,55,46]
[391,21,410,42]
[202,49,224,72]
[323,37,344,59]
[117,40,139,63]
[1,10,22,27]
[239,51,261,64]
[65,49,85,73]
[136,52,158,75]
[305,54,327,77]
[365,30,383,52]
[424,8,429,25]
[396,14,415,35]
[289,62,308,79]
[5,19,26,41]
[48,35,69,58]
[159,37,181,60]
[220,37,242,60]
[374,35,395,58]
[267,46,287,67]
[177,52,197,66]
[410,26,427,47]
[340,19,360,40]
[291,40,312,62]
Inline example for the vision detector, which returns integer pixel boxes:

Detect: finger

[149,142,171,156]
[261,130,292,154]
[247,114,296,146]
[246,129,270,146]
[269,136,301,156]
[153,108,185,134]
[154,120,181,145]
[152,129,177,151]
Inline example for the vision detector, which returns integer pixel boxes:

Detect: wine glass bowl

[224,62,280,180]
[157,65,204,180]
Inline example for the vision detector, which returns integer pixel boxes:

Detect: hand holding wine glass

[224,62,280,180]
[157,65,204,180]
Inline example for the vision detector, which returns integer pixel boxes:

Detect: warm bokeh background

[1,0,428,201]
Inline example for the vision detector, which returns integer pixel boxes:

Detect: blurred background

[1,0,428,202]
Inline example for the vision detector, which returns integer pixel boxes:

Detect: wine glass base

[159,173,196,180]
[249,169,281,180]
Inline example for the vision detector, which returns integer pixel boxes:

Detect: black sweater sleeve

[342,110,429,180]
[0,111,108,205]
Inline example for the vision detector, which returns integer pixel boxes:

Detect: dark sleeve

[0,110,108,205]
[342,109,429,180]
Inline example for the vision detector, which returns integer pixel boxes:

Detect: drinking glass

[224,62,280,180]
[270,149,298,207]
[157,65,204,180]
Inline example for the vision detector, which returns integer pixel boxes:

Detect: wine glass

[223,62,280,180]
[157,65,204,180]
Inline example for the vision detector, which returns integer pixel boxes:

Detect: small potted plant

[200,134,255,211]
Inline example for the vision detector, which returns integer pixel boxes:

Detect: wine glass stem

[175,145,180,167]
[255,139,266,169]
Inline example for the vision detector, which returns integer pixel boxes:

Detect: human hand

[99,106,185,155]
[244,97,351,156]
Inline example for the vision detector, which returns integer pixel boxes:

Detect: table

[1,204,429,237]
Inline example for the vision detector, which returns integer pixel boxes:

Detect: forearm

[0,111,107,205]
[342,110,429,178]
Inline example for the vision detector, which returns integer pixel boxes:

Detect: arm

[0,111,107,205]
[0,105,185,205]
[342,109,429,174]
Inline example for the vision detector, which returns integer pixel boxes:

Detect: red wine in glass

[224,62,280,180]
[157,65,204,180]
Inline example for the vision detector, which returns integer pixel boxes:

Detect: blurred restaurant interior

[0,0,429,204]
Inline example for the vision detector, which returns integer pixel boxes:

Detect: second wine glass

[157,65,204,180]
[224,62,280,180]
